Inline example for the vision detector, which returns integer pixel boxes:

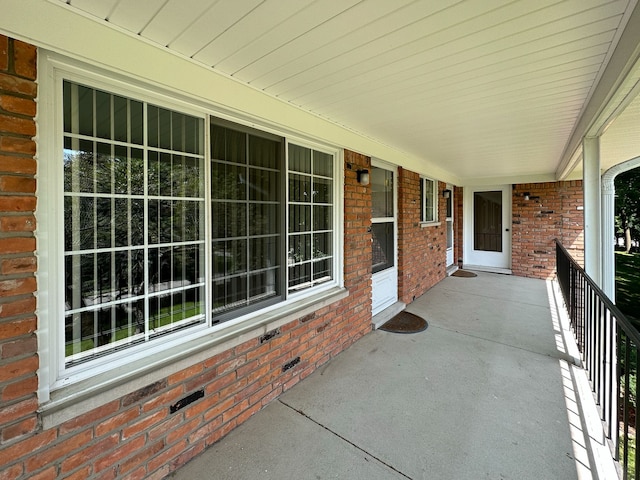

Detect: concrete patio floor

[169,272,607,480]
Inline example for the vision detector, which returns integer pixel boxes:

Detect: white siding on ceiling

[58,0,637,181]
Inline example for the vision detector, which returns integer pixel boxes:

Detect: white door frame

[463,185,512,273]
[371,159,398,316]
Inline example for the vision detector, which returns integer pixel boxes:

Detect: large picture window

[53,76,338,378]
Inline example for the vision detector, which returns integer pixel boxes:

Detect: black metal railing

[556,240,639,479]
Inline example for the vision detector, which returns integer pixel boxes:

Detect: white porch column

[601,178,615,300]
[583,136,602,287]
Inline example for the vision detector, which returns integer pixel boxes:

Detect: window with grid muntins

[288,144,334,292]
[63,81,206,366]
[420,177,437,223]
[55,76,338,378]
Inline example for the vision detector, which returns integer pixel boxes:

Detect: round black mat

[379,311,428,334]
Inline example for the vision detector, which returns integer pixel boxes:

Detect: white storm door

[464,185,511,270]
[445,185,454,266]
[371,164,397,315]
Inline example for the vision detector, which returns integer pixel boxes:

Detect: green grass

[616,252,640,322]
[620,435,637,480]
[616,251,640,478]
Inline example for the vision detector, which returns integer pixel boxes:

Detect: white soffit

[48,0,638,183]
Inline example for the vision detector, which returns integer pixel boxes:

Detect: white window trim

[36,52,345,421]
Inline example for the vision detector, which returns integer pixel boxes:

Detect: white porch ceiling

[55,0,638,183]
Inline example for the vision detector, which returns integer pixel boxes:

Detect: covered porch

[171,271,611,480]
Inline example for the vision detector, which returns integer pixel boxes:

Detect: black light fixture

[523,192,530,201]
[442,189,451,199]
[357,169,370,186]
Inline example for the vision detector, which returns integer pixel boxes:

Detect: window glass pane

[473,191,502,252]
[313,150,333,177]
[372,222,394,274]
[371,167,393,218]
[171,155,185,197]
[171,111,186,152]
[95,142,113,194]
[289,204,311,233]
[213,202,247,239]
[113,95,128,143]
[249,270,279,303]
[250,135,279,169]
[313,205,331,231]
[130,100,143,145]
[423,178,435,222]
[157,152,173,197]
[183,115,199,155]
[148,105,159,147]
[249,168,278,202]
[63,81,72,133]
[95,198,112,249]
[313,177,332,204]
[159,107,172,150]
[289,144,311,173]
[289,234,311,264]
[64,196,97,252]
[212,275,248,315]
[250,237,279,270]
[210,126,247,164]
[289,173,311,203]
[249,203,279,236]
[112,145,128,195]
[183,157,203,197]
[313,258,332,283]
[95,90,111,140]
[213,239,247,277]
[288,263,311,290]
[211,162,246,200]
[77,84,94,137]
[313,232,332,259]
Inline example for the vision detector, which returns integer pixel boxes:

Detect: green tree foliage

[615,168,640,253]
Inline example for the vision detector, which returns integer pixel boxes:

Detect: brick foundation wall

[397,168,447,304]
[512,181,584,279]
[0,35,374,479]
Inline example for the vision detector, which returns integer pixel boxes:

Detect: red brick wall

[397,168,447,303]
[0,35,39,453]
[512,181,584,278]
[0,35,374,479]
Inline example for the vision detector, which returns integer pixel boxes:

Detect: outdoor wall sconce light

[357,169,370,186]
[442,189,451,199]
[523,192,530,201]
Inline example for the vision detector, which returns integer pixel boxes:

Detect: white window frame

[36,53,344,410]
[420,176,438,224]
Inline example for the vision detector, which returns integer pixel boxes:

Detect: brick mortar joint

[0,106,36,121]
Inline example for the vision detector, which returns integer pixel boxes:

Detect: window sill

[39,286,349,429]
[420,221,442,228]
